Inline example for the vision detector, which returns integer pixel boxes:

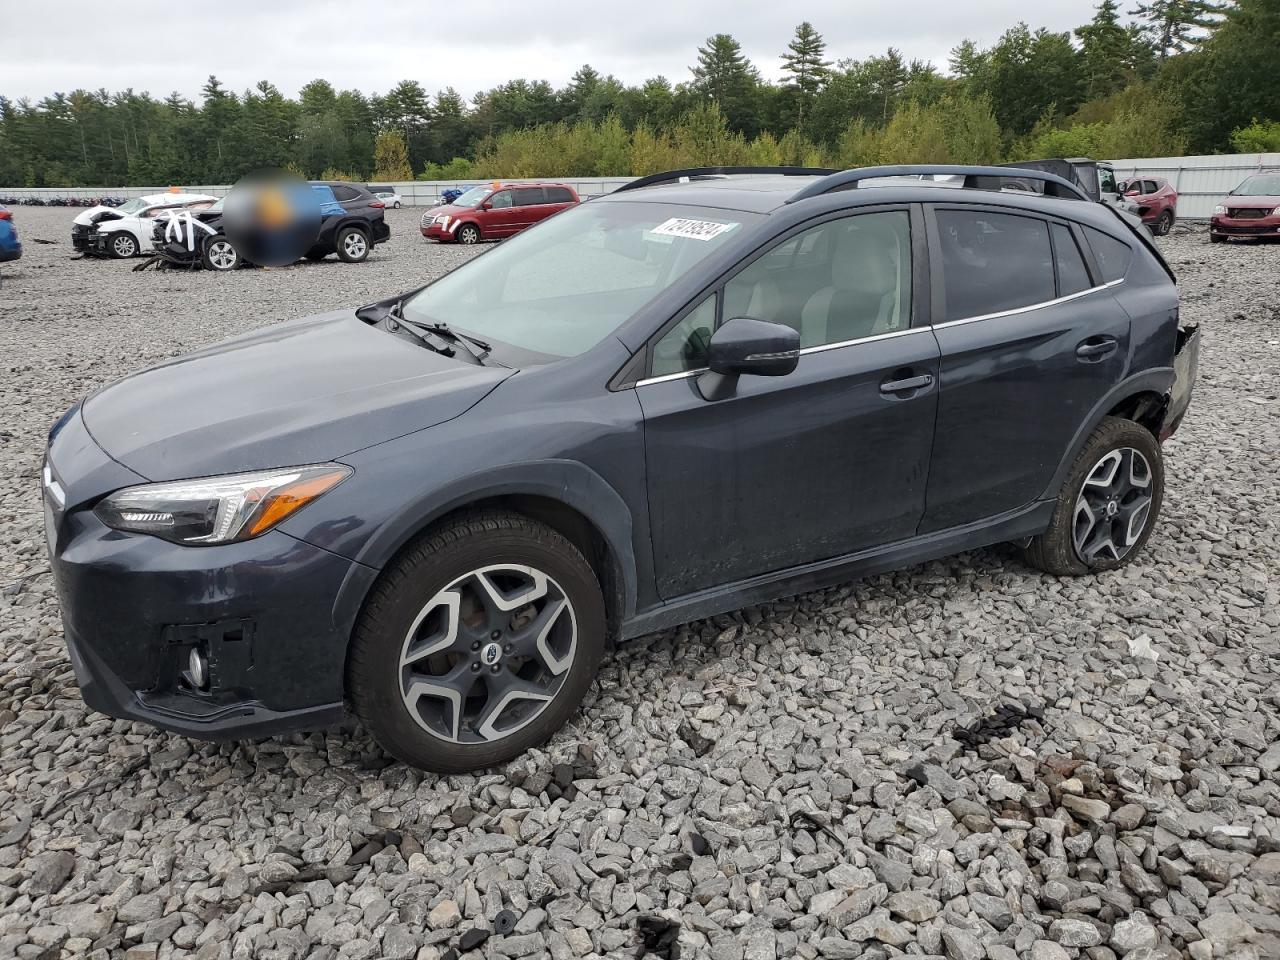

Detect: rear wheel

[456,223,481,245]
[1023,417,1163,577]
[107,233,138,259]
[348,513,606,773]
[336,226,370,262]
[201,238,240,271]
[1155,210,1174,236]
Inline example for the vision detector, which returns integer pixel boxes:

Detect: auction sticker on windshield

[649,218,738,241]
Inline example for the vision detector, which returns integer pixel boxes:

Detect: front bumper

[1210,214,1280,237]
[45,410,374,740]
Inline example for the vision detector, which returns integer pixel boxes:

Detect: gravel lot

[1,207,1278,960]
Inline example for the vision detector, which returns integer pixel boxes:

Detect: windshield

[118,198,149,214]
[1232,174,1280,196]
[402,201,759,359]
[451,185,495,208]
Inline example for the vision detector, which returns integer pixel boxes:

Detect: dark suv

[149,181,391,270]
[44,165,1199,773]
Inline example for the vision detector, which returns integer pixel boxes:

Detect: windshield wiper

[415,321,495,365]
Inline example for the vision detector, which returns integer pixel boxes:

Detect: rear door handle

[1076,336,1118,361]
[880,373,934,395]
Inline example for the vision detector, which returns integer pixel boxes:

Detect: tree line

[1,0,1276,188]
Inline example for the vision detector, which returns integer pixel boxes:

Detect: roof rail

[786,164,1092,203]
[614,166,838,194]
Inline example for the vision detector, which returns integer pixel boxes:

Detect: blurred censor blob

[223,171,323,267]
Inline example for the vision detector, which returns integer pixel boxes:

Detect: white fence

[1109,153,1280,219]
[0,178,633,206]
[3,154,1278,217]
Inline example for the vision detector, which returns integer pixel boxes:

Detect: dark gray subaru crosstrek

[44,165,1200,773]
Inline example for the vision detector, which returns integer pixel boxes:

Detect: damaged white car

[71,193,219,258]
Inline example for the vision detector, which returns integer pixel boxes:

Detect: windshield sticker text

[649,218,738,242]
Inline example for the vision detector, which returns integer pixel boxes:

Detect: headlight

[1273,206,1280,217]
[1213,204,1226,215]
[94,464,351,545]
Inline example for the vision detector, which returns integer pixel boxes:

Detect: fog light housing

[188,647,209,690]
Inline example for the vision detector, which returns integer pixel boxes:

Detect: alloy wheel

[1073,447,1153,564]
[112,235,136,257]
[207,241,237,270]
[398,564,577,744]
[343,232,367,258]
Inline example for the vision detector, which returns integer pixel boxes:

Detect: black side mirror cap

[697,317,801,400]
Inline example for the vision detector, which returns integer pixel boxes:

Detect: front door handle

[1076,336,1119,361]
[880,373,934,395]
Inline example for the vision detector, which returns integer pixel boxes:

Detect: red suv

[1210,171,1280,243]
[420,183,580,244]
[1120,177,1178,236]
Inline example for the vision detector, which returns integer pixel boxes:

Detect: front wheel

[107,233,138,258]
[336,226,370,262]
[1155,210,1174,236]
[201,238,240,271]
[348,513,606,773]
[456,223,481,245]
[1023,417,1164,577]
[1210,233,1225,244]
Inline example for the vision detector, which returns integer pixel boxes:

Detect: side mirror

[1125,188,1141,196]
[697,317,800,400]
[479,201,492,211]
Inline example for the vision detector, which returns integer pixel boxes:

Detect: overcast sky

[1,0,1114,104]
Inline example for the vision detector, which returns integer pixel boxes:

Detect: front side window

[402,201,757,360]
[935,210,1055,321]
[722,211,912,349]
[1098,167,1118,195]
[488,190,513,209]
[651,294,716,377]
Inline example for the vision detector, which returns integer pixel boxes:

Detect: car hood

[1223,194,1280,208]
[74,206,124,226]
[81,310,513,481]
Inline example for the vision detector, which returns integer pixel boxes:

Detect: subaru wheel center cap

[481,642,502,666]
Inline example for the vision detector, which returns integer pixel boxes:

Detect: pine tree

[1076,0,1149,99]
[689,34,762,134]
[1129,0,1224,59]
[780,22,832,125]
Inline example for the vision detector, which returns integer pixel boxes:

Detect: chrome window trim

[932,278,1123,329]
[635,325,929,387]
[634,279,1124,388]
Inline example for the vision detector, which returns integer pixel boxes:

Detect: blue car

[0,205,21,261]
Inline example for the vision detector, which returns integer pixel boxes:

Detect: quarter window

[935,210,1055,321]
[1083,226,1132,283]
[722,210,912,349]
[651,294,716,377]
[1052,223,1092,297]
[546,187,575,203]
[330,185,360,202]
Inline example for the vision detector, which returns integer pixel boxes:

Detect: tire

[1210,233,1225,244]
[107,233,138,259]
[393,201,402,209]
[1155,210,1174,236]
[201,237,240,271]
[1023,416,1164,577]
[348,512,606,773]
[336,226,370,262]
[456,223,481,245]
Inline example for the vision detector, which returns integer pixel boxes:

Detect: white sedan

[374,191,404,209]
[72,193,219,258]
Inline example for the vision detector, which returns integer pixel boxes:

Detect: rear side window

[546,187,575,203]
[1083,227,1132,282]
[513,187,546,206]
[330,185,360,202]
[1052,223,1092,296]
[935,210,1055,321]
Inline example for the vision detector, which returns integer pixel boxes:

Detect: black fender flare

[1040,367,1174,500]
[331,459,639,640]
